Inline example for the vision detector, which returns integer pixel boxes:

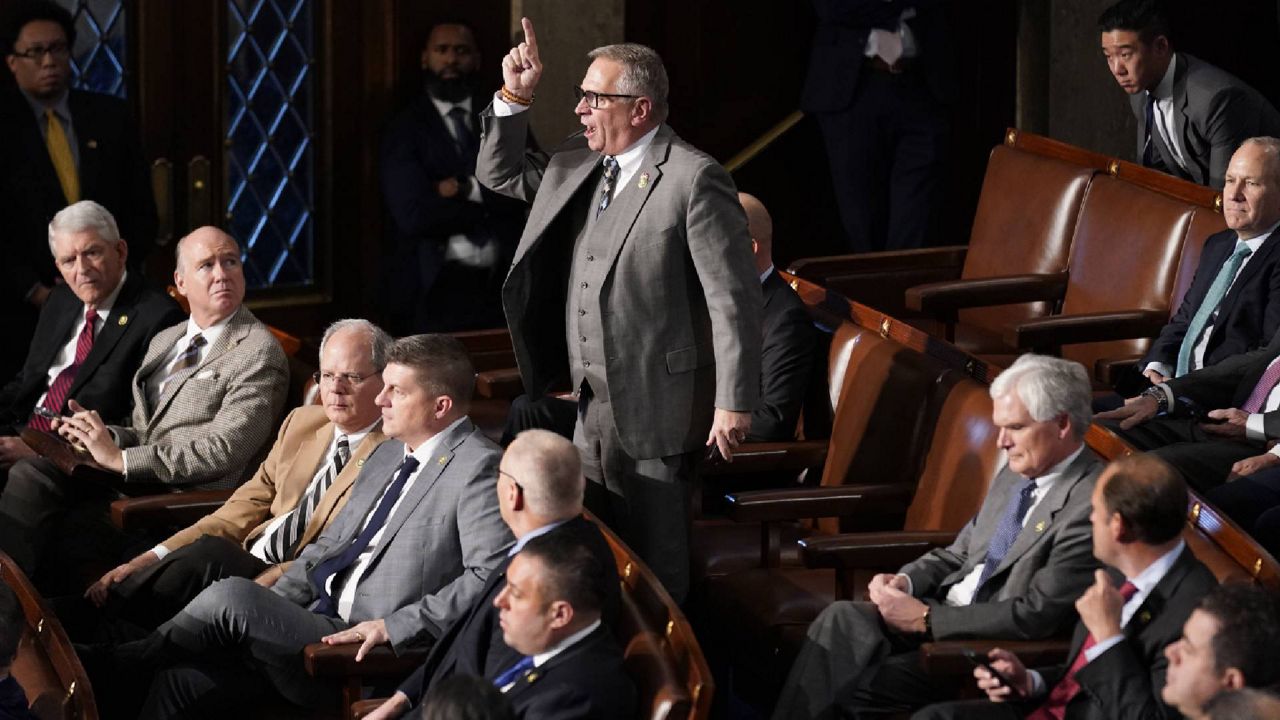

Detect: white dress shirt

[34,271,128,409]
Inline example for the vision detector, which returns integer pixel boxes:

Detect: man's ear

[547,599,575,631]
[631,97,652,127]
[434,395,454,419]
[1222,667,1247,691]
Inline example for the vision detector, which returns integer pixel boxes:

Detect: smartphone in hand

[962,649,1023,698]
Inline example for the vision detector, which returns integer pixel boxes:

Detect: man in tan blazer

[84,319,392,628]
[0,227,289,587]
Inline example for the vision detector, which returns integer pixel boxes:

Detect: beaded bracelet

[501,85,534,106]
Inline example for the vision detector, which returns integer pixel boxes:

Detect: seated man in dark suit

[772,354,1105,719]
[82,319,392,630]
[914,454,1217,720]
[1098,0,1280,189]
[107,335,513,718]
[0,200,182,468]
[1161,582,1280,720]
[0,0,156,380]
[363,428,616,719]
[0,227,289,590]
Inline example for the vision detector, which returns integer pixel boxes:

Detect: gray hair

[507,429,585,519]
[319,319,393,372]
[989,354,1092,440]
[47,200,120,254]
[1241,136,1280,183]
[587,43,669,122]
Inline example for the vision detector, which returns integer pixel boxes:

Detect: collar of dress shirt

[1150,53,1178,102]
[403,414,468,465]
[532,618,602,668]
[759,265,775,284]
[1241,219,1280,248]
[332,417,381,455]
[608,124,660,190]
[507,518,570,557]
[1125,539,1186,608]
[429,95,473,126]
[89,269,128,320]
[1012,443,1086,493]
[20,87,71,124]
[179,310,232,351]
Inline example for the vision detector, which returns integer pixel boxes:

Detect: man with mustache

[379,21,524,333]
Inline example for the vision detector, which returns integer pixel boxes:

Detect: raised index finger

[521,17,539,56]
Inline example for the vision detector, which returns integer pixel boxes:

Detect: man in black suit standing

[379,21,524,334]
[0,0,157,380]
[361,428,617,720]
[914,454,1217,720]
[0,200,181,469]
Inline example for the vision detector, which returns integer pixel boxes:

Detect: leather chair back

[1168,208,1230,316]
[1059,176,1193,373]
[957,146,1094,333]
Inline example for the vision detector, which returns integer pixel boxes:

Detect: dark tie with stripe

[310,454,420,617]
[264,435,350,563]
[1142,92,1156,166]
[29,306,97,431]
[596,156,619,217]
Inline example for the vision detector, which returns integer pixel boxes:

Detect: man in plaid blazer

[0,226,288,587]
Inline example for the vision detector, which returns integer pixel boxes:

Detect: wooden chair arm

[110,490,233,532]
[1004,309,1167,352]
[474,368,524,400]
[724,484,915,524]
[701,440,828,476]
[905,272,1069,317]
[302,642,427,679]
[798,531,959,570]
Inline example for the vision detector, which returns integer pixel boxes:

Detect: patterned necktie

[491,655,535,690]
[447,106,477,160]
[1027,581,1139,720]
[29,306,97,432]
[264,435,350,563]
[171,334,207,375]
[1142,92,1156,167]
[1241,356,1280,413]
[310,455,420,617]
[975,477,1038,590]
[1176,241,1253,376]
[45,108,79,203]
[596,156,619,217]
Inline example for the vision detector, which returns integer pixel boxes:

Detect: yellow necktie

[45,109,80,204]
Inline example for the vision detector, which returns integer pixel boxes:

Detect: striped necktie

[29,306,97,432]
[264,435,350,563]
[45,108,79,203]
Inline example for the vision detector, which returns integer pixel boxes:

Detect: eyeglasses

[573,85,640,109]
[10,41,70,62]
[498,469,524,494]
[312,371,377,387]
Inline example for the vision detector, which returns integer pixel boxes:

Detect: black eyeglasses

[10,41,69,62]
[312,371,377,388]
[498,469,524,494]
[573,85,640,109]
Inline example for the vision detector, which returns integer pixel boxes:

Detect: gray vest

[566,163,626,399]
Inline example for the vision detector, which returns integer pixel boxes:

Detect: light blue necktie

[1176,241,1252,377]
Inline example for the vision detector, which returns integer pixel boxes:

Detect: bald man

[0,226,289,589]
[501,194,817,444]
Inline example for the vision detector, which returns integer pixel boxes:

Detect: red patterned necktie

[1241,356,1280,413]
[29,306,98,432]
[1026,581,1138,720]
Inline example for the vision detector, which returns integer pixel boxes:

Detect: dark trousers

[1207,466,1280,557]
[816,67,948,254]
[912,699,1025,719]
[500,394,576,446]
[1099,416,1259,493]
[110,534,271,630]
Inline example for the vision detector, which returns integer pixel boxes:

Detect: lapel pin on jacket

[437,455,448,465]
[356,458,366,468]
[117,315,128,326]
[637,172,649,189]
[1034,520,1047,533]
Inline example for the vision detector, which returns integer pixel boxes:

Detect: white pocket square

[195,370,216,380]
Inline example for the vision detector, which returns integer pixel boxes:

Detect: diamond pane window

[57,0,127,97]
[226,0,315,289]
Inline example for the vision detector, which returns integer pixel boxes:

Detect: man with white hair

[772,354,1105,719]
[0,200,182,467]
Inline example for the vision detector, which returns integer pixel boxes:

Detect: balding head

[739,192,773,274]
[497,430,585,537]
[173,227,245,327]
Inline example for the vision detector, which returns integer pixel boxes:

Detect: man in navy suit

[379,21,525,334]
[0,0,157,381]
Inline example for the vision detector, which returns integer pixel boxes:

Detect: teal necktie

[1176,241,1252,376]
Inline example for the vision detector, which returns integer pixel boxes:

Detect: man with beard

[379,21,526,333]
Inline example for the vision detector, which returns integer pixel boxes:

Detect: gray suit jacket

[272,418,512,652]
[110,306,288,488]
[1129,53,1280,189]
[900,448,1104,640]
[477,108,762,459]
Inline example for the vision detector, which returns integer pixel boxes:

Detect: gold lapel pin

[117,315,128,326]
[356,458,366,468]
[525,671,540,684]
[87,139,98,149]
[1139,610,1152,624]
[1034,520,1047,533]
[637,172,649,189]
[437,455,448,465]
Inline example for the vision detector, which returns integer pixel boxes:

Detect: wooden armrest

[1095,355,1143,386]
[1004,309,1166,351]
[919,639,1071,679]
[302,642,428,679]
[798,530,958,570]
[352,699,389,719]
[724,484,914,524]
[474,367,524,400]
[788,246,968,277]
[789,247,969,318]
[905,273,1069,316]
[701,440,828,476]
[110,490,234,532]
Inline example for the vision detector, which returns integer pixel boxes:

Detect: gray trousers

[575,389,696,602]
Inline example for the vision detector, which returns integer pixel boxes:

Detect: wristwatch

[1140,385,1170,415]
[922,604,933,639]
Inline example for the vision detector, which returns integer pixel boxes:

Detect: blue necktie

[975,477,1037,590]
[448,106,478,166]
[1142,92,1156,166]
[1176,241,1252,376]
[310,455,420,617]
[492,655,535,689]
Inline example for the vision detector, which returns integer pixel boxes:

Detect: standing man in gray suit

[477,18,762,601]
[94,334,512,718]
[1099,0,1280,189]
[0,226,289,587]
[772,354,1105,719]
